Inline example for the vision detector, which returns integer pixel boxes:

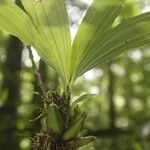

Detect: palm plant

[0,0,150,149]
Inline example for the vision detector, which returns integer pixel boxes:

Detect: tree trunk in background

[0,36,23,150]
[108,64,116,129]
[107,64,117,150]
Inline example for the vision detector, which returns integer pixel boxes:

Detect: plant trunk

[0,35,23,150]
[31,88,95,150]
[28,52,95,150]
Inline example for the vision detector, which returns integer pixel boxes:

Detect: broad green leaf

[0,0,150,87]
[0,2,35,44]
[72,94,95,107]
[74,12,150,79]
[70,0,124,82]
[21,0,71,85]
[0,0,71,85]
[21,0,39,26]
[0,1,57,79]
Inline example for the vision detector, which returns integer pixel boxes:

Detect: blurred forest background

[0,0,150,150]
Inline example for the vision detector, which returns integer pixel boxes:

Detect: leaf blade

[0,2,35,44]
[21,0,71,84]
[70,0,124,81]
[72,94,96,108]
[75,12,150,78]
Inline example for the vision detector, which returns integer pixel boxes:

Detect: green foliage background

[0,0,150,150]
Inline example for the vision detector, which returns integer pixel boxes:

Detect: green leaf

[62,112,87,141]
[0,2,35,44]
[0,0,71,85]
[73,12,150,79]
[21,0,71,85]
[0,1,56,82]
[0,0,150,87]
[70,0,124,82]
[65,136,96,148]
[46,103,65,135]
[72,94,95,107]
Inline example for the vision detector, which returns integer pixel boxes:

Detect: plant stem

[28,46,48,108]
[28,47,90,149]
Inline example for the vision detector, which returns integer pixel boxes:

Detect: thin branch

[27,46,48,106]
